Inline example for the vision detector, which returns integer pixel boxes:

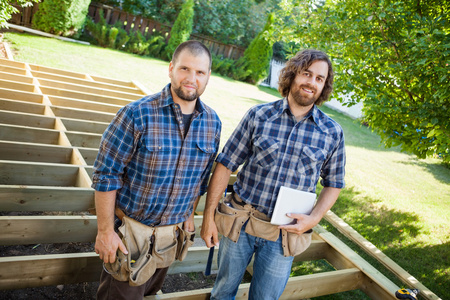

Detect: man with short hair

[92,40,221,299]
[201,49,346,300]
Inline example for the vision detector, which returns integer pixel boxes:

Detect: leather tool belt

[214,193,312,257]
[103,209,195,286]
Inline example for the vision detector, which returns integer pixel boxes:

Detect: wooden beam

[0,58,27,69]
[0,141,74,164]
[40,86,132,106]
[0,186,94,212]
[50,105,115,123]
[324,211,442,300]
[65,131,102,149]
[0,252,101,290]
[0,98,46,115]
[0,160,81,186]
[145,268,363,300]
[61,117,108,134]
[0,110,55,129]
[0,124,60,145]
[78,148,100,166]
[0,215,97,245]
[0,71,34,84]
[49,96,122,114]
[0,64,28,76]
[90,74,136,87]
[32,70,143,94]
[0,87,44,103]
[38,78,142,101]
[0,79,36,93]
[0,246,217,290]
[318,231,399,299]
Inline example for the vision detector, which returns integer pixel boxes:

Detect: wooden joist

[0,186,94,212]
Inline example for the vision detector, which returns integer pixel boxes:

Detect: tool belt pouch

[214,194,249,242]
[281,229,313,257]
[103,216,178,286]
[245,213,280,242]
[176,226,195,261]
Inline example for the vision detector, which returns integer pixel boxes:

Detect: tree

[0,0,40,28]
[274,0,449,163]
[32,0,91,37]
[241,12,275,84]
[165,0,194,60]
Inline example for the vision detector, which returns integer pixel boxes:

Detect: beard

[172,82,199,102]
[290,84,319,107]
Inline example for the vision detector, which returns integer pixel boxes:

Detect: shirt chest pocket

[252,137,279,168]
[137,135,173,165]
[298,146,327,176]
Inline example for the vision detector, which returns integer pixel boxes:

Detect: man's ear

[168,61,174,78]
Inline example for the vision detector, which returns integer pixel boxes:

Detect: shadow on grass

[396,156,450,184]
[317,186,449,299]
[329,186,421,246]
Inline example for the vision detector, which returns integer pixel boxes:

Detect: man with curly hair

[201,49,346,299]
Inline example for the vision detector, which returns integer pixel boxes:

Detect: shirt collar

[160,83,206,114]
[280,97,320,125]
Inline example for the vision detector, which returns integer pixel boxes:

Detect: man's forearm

[203,163,232,218]
[309,187,341,223]
[95,190,117,233]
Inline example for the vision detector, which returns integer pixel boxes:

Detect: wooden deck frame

[0,57,439,299]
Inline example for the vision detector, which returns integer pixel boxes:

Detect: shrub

[124,30,149,55]
[165,0,194,60]
[241,12,275,84]
[32,0,91,37]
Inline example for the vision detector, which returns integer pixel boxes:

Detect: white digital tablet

[270,186,316,225]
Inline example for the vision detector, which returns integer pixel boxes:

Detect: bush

[165,0,194,60]
[124,30,150,55]
[84,10,129,50]
[32,0,91,37]
[241,13,275,84]
[147,31,168,59]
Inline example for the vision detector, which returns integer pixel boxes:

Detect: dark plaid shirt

[92,84,221,226]
[216,98,345,217]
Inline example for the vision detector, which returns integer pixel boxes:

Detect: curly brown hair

[278,49,334,106]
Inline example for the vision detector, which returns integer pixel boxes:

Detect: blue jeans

[210,227,294,300]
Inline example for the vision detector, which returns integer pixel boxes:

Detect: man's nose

[186,71,196,82]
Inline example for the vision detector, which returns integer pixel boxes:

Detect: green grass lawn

[3,32,449,299]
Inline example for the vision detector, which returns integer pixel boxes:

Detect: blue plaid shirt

[216,98,345,217]
[92,84,221,226]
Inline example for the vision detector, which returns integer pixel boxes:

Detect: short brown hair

[278,49,334,106]
[172,40,212,70]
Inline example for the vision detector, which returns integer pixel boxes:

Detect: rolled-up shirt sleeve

[92,106,139,192]
[216,108,254,172]
[320,129,346,189]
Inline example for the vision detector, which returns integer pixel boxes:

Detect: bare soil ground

[0,242,217,299]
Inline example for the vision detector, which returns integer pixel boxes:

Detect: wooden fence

[8,2,245,60]
[0,57,416,299]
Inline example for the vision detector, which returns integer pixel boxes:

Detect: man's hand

[200,214,219,248]
[183,211,195,233]
[278,213,317,235]
[95,230,128,264]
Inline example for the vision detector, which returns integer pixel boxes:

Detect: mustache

[299,84,316,93]
[181,81,198,89]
